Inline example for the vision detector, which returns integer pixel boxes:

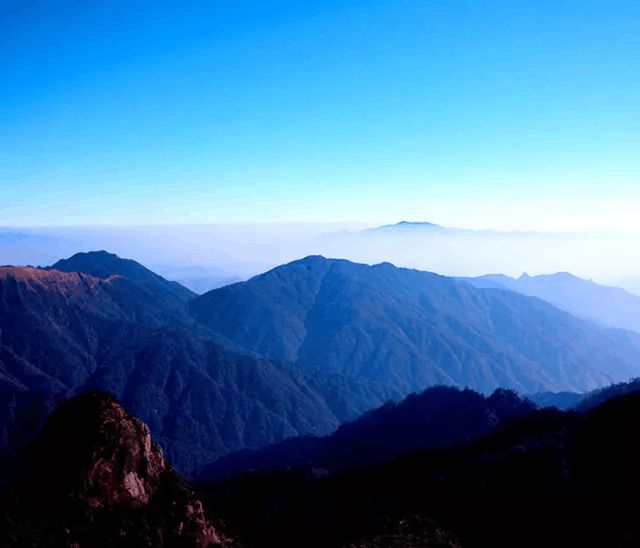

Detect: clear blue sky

[1,0,639,229]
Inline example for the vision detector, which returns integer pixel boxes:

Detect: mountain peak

[49,250,195,302]
[51,250,152,279]
[517,271,587,283]
[398,220,440,227]
[295,254,330,263]
[383,220,442,230]
[546,271,583,281]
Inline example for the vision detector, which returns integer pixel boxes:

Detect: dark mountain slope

[464,271,640,333]
[201,386,536,479]
[0,265,393,475]
[191,256,640,394]
[199,390,640,548]
[0,391,231,547]
[577,376,640,411]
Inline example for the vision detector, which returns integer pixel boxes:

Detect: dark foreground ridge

[0,391,231,547]
[202,386,536,479]
[197,383,640,547]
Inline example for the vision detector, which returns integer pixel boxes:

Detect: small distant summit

[526,271,583,282]
[395,220,442,228]
[362,222,558,238]
[373,220,444,231]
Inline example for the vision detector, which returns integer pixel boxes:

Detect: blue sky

[1,0,639,229]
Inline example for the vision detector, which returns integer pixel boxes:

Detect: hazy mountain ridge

[191,255,640,394]
[365,220,553,237]
[462,271,640,333]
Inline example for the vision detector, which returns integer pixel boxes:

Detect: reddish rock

[3,391,232,547]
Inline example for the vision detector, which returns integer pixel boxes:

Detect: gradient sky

[1,1,639,230]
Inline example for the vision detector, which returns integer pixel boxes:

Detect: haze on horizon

[0,222,638,293]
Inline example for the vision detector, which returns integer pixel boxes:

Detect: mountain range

[191,255,640,394]
[0,253,395,475]
[3,249,640,545]
[3,250,640,477]
[462,271,640,333]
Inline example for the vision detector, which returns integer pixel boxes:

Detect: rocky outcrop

[1,391,231,547]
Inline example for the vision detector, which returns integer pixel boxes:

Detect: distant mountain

[190,256,640,395]
[365,220,551,237]
[369,220,444,231]
[1,391,230,547]
[0,256,396,475]
[201,385,536,479]
[462,271,640,333]
[609,276,640,297]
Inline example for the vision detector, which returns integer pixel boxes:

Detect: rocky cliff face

[1,391,231,547]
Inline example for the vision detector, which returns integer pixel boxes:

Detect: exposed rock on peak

[22,391,167,509]
[4,391,231,547]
